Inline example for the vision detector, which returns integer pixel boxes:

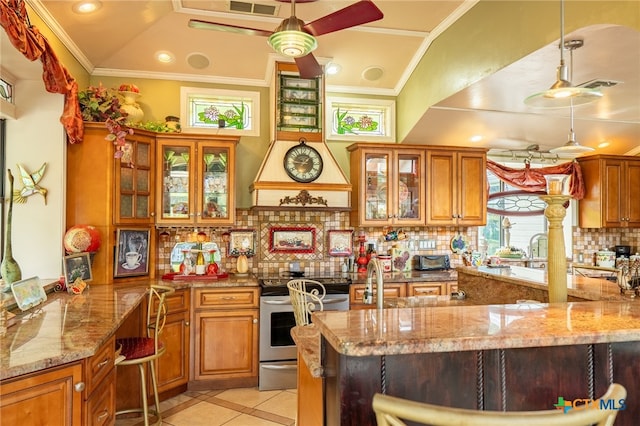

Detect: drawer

[85,335,115,397]
[350,283,406,306]
[85,368,115,426]
[408,283,444,296]
[151,288,190,315]
[195,288,259,309]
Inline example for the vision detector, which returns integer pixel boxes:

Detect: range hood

[250,139,351,210]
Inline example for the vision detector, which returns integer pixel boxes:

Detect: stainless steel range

[258,274,351,390]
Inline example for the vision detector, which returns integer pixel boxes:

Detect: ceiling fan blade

[303,0,383,37]
[295,54,323,79]
[188,19,273,38]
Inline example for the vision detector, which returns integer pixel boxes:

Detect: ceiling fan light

[268,30,317,58]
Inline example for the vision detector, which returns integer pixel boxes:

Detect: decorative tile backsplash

[156,209,477,276]
[156,209,638,276]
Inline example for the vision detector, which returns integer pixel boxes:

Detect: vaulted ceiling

[3,0,639,159]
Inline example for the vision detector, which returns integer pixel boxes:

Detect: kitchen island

[312,298,640,425]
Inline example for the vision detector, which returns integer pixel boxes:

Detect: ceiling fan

[188,0,383,79]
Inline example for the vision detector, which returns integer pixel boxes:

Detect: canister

[378,255,392,272]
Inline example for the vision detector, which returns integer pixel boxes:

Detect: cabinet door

[196,141,236,225]
[155,310,190,393]
[426,151,456,225]
[156,141,196,225]
[362,150,391,225]
[114,132,155,225]
[193,309,259,380]
[349,283,406,309]
[395,150,426,225]
[1,363,83,425]
[457,151,487,226]
[625,160,640,227]
[602,159,625,227]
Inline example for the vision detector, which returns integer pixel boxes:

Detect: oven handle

[262,297,349,306]
[261,364,298,370]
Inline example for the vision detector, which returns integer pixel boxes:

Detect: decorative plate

[450,234,468,254]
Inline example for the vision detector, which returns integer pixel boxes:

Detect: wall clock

[283,139,323,183]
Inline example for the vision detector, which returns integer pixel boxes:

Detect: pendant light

[549,99,594,154]
[524,0,602,108]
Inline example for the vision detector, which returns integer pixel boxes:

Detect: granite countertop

[1,275,259,381]
[312,300,640,357]
[291,324,323,378]
[458,265,624,301]
[0,284,147,381]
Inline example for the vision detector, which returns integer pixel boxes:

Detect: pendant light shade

[549,101,594,155]
[524,0,602,108]
[267,17,317,58]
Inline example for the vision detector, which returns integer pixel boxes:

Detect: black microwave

[413,255,450,271]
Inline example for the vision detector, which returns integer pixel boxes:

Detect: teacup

[126,251,142,267]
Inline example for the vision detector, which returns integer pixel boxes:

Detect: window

[480,164,573,259]
[0,75,15,119]
[180,87,260,136]
[326,96,395,142]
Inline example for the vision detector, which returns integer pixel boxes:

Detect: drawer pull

[97,358,110,369]
[74,382,85,392]
[221,296,237,300]
[97,410,109,421]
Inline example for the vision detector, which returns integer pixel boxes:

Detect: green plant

[78,83,124,122]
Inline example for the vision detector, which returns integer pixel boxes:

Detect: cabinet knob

[150,212,155,217]
[74,382,85,392]
[253,318,258,324]
[185,321,190,326]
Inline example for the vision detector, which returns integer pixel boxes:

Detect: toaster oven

[413,254,450,271]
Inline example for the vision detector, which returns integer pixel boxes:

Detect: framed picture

[269,227,315,254]
[327,230,354,257]
[63,253,93,284]
[114,228,150,277]
[228,229,256,257]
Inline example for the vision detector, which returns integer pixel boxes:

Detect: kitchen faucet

[364,258,384,309]
[528,233,548,259]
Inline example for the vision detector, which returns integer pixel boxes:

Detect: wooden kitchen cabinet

[0,362,83,425]
[155,135,238,226]
[153,288,190,397]
[407,282,445,296]
[191,288,259,388]
[578,155,640,228]
[349,283,407,309]
[348,143,426,227]
[67,122,157,282]
[426,148,487,226]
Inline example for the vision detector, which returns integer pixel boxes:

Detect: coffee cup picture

[126,251,142,268]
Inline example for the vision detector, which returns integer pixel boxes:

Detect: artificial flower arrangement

[79,83,179,159]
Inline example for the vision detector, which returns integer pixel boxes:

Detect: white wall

[4,80,66,280]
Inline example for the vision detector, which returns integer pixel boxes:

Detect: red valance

[0,0,84,143]
[487,159,585,200]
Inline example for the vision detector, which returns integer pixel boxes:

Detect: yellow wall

[397,0,640,142]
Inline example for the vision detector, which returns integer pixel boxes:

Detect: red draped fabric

[0,0,84,143]
[487,159,585,200]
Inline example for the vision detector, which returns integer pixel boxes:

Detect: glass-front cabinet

[348,144,425,226]
[156,135,238,226]
[114,131,155,225]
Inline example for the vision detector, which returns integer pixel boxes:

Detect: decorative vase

[119,91,144,124]
[236,254,249,274]
[1,170,22,285]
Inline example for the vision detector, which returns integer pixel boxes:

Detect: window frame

[325,96,395,142]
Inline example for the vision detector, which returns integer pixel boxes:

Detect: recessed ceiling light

[72,1,102,14]
[325,63,341,75]
[470,135,483,143]
[155,51,175,64]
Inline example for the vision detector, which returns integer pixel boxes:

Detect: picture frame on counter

[227,229,256,257]
[269,226,316,254]
[63,252,93,285]
[327,230,353,257]
[114,228,150,278]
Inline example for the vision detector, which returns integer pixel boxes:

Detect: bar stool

[115,284,175,426]
[372,383,626,426]
[287,279,325,326]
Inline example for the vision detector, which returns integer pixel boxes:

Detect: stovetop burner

[258,274,352,296]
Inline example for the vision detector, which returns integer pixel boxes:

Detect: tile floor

[115,387,297,426]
